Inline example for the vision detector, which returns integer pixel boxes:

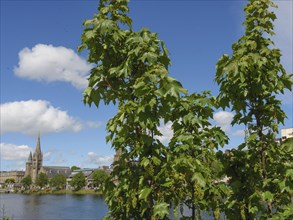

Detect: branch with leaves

[215,0,293,218]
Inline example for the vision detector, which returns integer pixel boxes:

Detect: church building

[25,134,71,183]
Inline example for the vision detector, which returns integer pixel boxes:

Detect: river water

[0,194,217,220]
[0,194,108,219]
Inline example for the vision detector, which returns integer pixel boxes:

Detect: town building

[66,166,111,189]
[1,135,112,190]
[281,128,293,141]
[25,134,43,182]
[40,166,71,178]
[0,171,25,185]
[25,134,71,183]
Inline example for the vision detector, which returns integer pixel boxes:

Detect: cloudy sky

[1,0,292,171]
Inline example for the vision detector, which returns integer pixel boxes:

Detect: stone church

[25,134,71,183]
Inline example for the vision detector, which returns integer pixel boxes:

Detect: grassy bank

[21,189,103,196]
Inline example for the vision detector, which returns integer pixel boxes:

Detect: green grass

[21,189,103,196]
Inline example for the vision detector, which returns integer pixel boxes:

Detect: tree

[71,172,85,191]
[50,174,66,190]
[36,173,49,188]
[71,166,80,172]
[92,170,109,188]
[80,0,188,218]
[167,92,228,220]
[80,0,230,219]
[5,178,15,184]
[282,137,293,149]
[21,176,32,189]
[215,0,293,218]
[79,0,293,217]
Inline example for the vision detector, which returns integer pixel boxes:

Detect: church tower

[25,152,33,177]
[25,133,43,183]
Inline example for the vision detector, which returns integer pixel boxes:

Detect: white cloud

[86,121,103,128]
[0,100,83,135]
[43,149,67,164]
[0,143,68,170]
[14,44,93,89]
[156,121,173,144]
[0,143,33,161]
[2,161,26,172]
[43,151,52,160]
[52,154,67,164]
[86,152,113,165]
[233,129,245,137]
[213,111,234,133]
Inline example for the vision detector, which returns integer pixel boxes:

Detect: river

[0,194,217,219]
[0,193,108,219]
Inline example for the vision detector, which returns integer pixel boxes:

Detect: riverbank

[1,189,103,196]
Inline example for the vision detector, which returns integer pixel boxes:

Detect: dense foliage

[49,174,67,190]
[21,176,32,189]
[167,93,228,219]
[92,170,109,188]
[81,0,292,219]
[71,172,86,191]
[71,166,80,171]
[215,0,293,218]
[36,173,49,188]
[4,179,15,184]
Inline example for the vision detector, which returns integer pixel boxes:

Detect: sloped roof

[41,166,71,178]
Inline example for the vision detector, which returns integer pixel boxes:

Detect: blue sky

[1,0,292,171]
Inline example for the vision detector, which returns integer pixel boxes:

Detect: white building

[281,128,293,141]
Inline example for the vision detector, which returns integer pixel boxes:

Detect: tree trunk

[191,185,196,220]
[256,116,273,214]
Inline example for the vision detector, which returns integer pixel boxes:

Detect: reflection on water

[1,194,222,219]
[0,194,108,219]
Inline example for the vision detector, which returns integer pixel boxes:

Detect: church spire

[35,132,41,153]
[30,132,43,183]
[28,152,33,162]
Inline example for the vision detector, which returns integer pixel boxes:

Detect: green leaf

[85,30,95,39]
[139,187,152,201]
[133,81,145,89]
[249,206,259,214]
[140,52,158,64]
[153,202,169,218]
[132,196,137,208]
[141,157,150,167]
[152,156,161,166]
[285,169,293,179]
[162,180,173,187]
[227,200,236,209]
[192,172,206,187]
[262,191,274,202]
